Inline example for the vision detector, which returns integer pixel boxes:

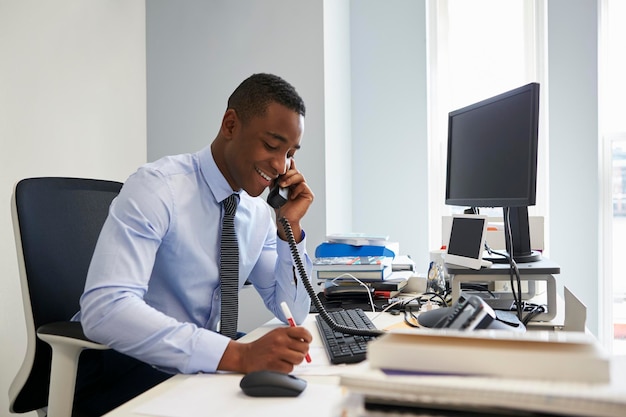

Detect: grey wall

[350,0,429,268]
[146,0,328,256]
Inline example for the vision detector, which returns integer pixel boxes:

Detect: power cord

[374,292,450,327]
[519,301,547,326]
[484,213,548,326]
[504,207,524,320]
[483,208,523,321]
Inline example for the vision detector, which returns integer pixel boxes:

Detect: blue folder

[315,242,397,259]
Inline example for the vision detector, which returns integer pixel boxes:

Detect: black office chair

[9,177,123,417]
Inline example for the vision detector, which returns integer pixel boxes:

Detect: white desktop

[102,295,626,417]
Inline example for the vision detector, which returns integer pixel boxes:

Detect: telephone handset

[267,160,292,209]
[267,180,289,209]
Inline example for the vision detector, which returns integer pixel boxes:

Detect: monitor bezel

[444,214,490,270]
[445,82,540,208]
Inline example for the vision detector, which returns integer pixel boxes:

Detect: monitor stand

[486,250,542,264]
[484,206,542,264]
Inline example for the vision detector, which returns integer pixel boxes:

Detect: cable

[407,291,449,308]
[374,292,450,327]
[503,208,523,320]
[459,283,497,299]
[329,274,376,312]
[402,304,420,327]
[373,298,406,319]
[470,208,526,322]
[278,217,383,337]
[508,300,546,326]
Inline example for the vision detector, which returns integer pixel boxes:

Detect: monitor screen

[444,83,541,263]
[445,82,539,208]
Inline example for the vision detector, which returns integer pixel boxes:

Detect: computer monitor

[445,82,541,263]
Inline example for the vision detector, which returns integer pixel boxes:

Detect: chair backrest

[9,177,122,414]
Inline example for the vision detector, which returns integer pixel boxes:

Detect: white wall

[0,1,147,416]
[323,0,353,236]
[547,0,601,336]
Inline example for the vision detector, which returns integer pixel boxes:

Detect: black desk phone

[418,294,525,332]
[437,294,496,330]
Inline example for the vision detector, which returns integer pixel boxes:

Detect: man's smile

[255,167,273,184]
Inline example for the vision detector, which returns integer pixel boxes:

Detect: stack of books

[340,329,623,417]
[323,276,408,299]
[313,255,394,281]
[313,234,413,298]
[312,255,410,298]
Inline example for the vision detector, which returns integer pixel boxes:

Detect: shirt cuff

[185,330,231,373]
[276,230,307,263]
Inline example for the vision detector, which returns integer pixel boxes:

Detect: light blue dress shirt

[75,145,312,374]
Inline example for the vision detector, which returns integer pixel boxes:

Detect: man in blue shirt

[73,73,314,415]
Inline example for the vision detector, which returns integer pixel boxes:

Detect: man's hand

[217,326,312,374]
[273,160,314,243]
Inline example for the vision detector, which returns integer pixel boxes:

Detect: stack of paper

[340,370,626,417]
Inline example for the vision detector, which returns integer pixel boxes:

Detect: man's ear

[221,109,238,138]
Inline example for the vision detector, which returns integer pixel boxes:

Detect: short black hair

[227,73,306,124]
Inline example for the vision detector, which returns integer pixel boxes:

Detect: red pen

[280,301,312,363]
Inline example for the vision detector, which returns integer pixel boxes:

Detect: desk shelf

[446,258,560,322]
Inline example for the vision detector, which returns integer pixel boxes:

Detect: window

[600,0,626,354]
[427,0,547,250]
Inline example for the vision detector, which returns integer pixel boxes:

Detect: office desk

[104,310,626,417]
[103,312,401,417]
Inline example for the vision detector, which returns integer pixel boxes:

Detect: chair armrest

[36,322,108,417]
[37,321,109,350]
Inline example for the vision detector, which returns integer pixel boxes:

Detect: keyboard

[315,308,379,365]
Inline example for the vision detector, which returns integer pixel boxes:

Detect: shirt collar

[198,145,240,204]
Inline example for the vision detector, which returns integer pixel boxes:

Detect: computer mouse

[239,370,307,397]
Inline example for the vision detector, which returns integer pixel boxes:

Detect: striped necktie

[219,193,239,339]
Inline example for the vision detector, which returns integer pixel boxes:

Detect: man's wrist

[217,340,247,373]
[278,225,304,243]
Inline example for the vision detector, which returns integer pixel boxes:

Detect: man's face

[224,101,304,197]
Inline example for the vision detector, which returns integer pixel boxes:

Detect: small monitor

[445,214,492,270]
